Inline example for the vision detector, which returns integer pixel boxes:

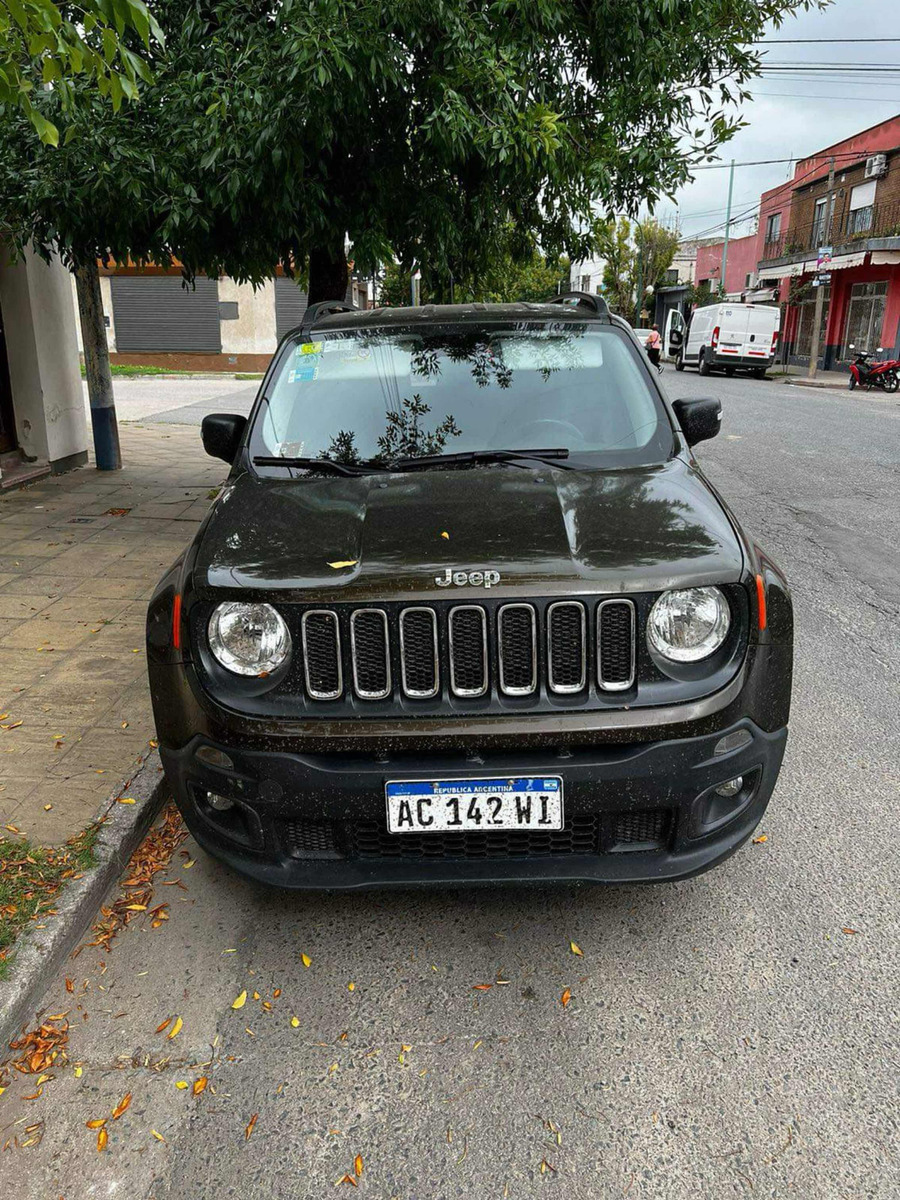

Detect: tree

[0,0,163,145]
[2,0,814,298]
[595,217,679,323]
[0,0,812,464]
[378,246,569,307]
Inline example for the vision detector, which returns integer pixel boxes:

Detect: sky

[656,0,900,241]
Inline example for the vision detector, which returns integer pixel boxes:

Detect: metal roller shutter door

[275,278,309,342]
[111,276,221,352]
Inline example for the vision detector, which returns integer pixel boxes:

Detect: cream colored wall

[218,278,277,355]
[69,273,117,353]
[0,246,88,468]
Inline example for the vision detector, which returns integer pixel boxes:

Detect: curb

[0,750,169,1052]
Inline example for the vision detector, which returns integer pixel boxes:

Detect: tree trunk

[307,242,349,305]
[74,261,121,470]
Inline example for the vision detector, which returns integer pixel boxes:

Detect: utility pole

[720,158,735,298]
[808,155,835,380]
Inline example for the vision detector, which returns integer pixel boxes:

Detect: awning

[763,261,807,279]
[829,251,868,271]
[723,291,743,301]
[870,250,900,266]
[745,288,777,303]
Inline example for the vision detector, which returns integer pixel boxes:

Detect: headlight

[647,587,730,663]
[208,602,291,676]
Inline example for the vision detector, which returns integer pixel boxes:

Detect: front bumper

[160,718,787,889]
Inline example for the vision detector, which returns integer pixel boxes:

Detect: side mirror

[202,413,247,463]
[672,397,722,447]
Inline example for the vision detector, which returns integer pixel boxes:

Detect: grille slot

[353,815,600,860]
[547,602,586,693]
[448,605,488,697]
[597,599,636,691]
[350,609,391,699]
[399,607,439,698]
[498,604,537,695]
[283,819,344,860]
[301,610,343,699]
[609,809,669,851]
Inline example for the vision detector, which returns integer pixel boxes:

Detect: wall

[0,246,88,470]
[789,151,900,245]
[570,257,606,294]
[695,232,759,295]
[218,278,277,355]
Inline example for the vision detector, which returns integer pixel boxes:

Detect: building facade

[0,246,88,489]
[73,266,371,373]
[756,113,900,369]
[695,232,761,300]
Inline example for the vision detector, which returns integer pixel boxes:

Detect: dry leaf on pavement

[111,1093,132,1119]
[245,1113,259,1140]
[560,988,572,1009]
[193,1077,208,1096]
[232,990,248,1010]
[570,941,583,956]
[167,1016,183,1040]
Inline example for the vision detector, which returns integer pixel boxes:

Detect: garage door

[275,278,310,342]
[111,276,221,352]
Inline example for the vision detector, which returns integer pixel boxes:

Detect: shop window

[842,281,888,358]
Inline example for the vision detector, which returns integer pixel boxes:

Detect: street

[2,370,899,1199]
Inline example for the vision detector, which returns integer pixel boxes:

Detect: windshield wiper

[252,456,388,477]
[387,448,571,471]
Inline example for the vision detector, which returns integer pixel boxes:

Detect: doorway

[0,298,16,453]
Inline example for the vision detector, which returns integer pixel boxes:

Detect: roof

[311,301,614,332]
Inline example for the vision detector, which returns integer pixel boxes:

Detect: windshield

[251,323,673,470]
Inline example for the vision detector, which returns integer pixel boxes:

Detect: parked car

[147,292,793,890]
[672,303,780,377]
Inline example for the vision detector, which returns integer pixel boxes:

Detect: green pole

[720,159,735,297]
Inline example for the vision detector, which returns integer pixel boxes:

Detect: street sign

[817,273,832,284]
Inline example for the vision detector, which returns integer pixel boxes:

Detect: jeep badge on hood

[435,568,501,588]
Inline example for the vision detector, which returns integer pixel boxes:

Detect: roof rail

[300,299,358,334]
[546,291,610,316]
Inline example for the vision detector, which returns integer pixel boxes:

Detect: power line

[758,38,900,43]
[692,148,900,170]
[750,90,900,103]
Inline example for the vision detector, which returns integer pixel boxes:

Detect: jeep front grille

[288,598,638,704]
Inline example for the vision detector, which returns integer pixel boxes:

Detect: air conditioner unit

[865,154,887,180]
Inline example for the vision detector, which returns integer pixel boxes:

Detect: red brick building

[694,231,761,299]
[756,113,900,368]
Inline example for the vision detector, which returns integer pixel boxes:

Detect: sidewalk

[774,364,848,389]
[0,425,225,845]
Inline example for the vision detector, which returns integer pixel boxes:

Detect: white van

[670,303,780,377]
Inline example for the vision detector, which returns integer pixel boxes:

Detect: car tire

[698,349,711,377]
[724,366,736,377]
[675,353,685,372]
[753,368,766,379]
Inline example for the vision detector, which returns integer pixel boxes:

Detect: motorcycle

[847,345,900,393]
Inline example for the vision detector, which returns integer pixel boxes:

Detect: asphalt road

[4,370,899,1199]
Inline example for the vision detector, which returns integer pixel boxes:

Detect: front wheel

[698,349,711,377]
[848,374,857,391]
[674,352,685,372]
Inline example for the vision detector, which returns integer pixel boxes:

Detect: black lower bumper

[159,718,788,890]
[712,352,774,370]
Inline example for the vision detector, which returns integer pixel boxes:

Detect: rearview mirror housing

[202,413,247,463]
[672,397,722,447]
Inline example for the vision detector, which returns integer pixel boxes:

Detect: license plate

[385,777,563,834]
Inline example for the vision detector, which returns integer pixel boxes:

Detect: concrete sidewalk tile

[0,617,97,651]
[0,573,80,596]
[35,595,131,625]
[0,593,60,619]
[69,577,150,600]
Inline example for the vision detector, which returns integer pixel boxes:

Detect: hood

[194,459,743,600]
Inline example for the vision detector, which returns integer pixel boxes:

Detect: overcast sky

[655,0,900,240]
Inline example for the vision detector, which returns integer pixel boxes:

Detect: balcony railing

[760,200,900,263]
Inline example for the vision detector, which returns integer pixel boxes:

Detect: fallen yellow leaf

[183,860,195,869]
[752,834,768,844]
[232,990,248,1010]
[125,904,147,911]
[175,1081,189,1090]
[112,1093,132,1120]
[354,1154,364,1177]
[152,1129,166,1142]
[440,531,450,540]
[245,1112,259,1140]
[117,797,136,805]
[347,982,355,991]
[301,953,312,968]
[291,1016,301,1028]
[97,1126,109,1152]
[167,1016,183,1040]
[560,988,572,1009]
[570,941,583,956]
[327,560,358,569]
[86,1118,107,1129]
[193,1077,208,1096]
